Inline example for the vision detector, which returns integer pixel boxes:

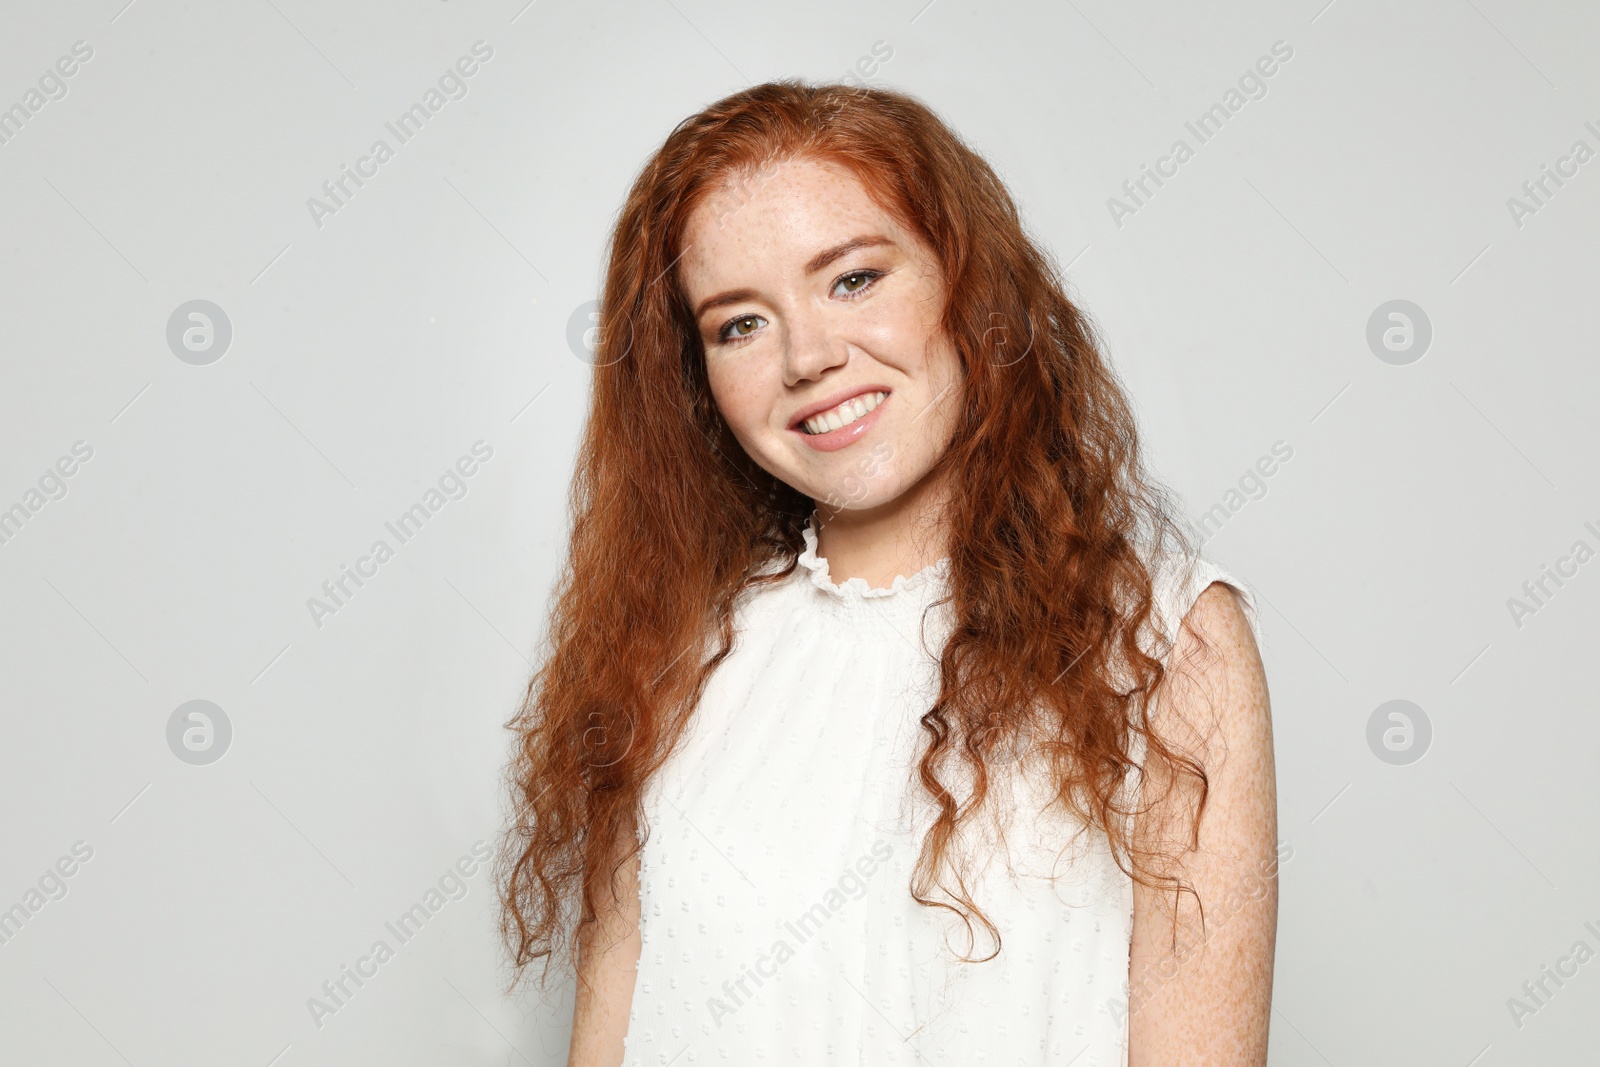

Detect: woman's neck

[811,468,950,590]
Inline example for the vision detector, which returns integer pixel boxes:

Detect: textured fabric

[624,519,1261,1066]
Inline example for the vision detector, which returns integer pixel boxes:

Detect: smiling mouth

[798,391,888,435]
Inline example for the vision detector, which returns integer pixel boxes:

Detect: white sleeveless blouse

[624,520,1260,1066]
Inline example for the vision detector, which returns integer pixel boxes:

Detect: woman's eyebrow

[805,233,894,275]
[694,287,758,322]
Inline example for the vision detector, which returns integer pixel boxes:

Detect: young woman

[496,81,1279,1066]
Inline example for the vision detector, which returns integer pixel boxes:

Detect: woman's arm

[1127,582,1279,1066]
[566,834,642,1067]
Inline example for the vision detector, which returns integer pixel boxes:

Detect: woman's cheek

[705,361,750,429]
[716,381,787,473]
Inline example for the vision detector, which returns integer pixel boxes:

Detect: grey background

[1,0,1595,1064]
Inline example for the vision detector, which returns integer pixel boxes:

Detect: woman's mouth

[799,390,886,435]
[791,389,889,452]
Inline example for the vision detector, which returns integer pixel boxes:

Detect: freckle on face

[677,157,962,514]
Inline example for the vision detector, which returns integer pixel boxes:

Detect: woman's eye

[834,270,878,296]
[719,314,765,342]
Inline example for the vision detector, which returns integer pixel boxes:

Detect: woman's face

[678,157,962,516]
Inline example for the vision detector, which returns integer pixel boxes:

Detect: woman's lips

[792,391,888,453]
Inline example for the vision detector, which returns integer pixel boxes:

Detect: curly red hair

[495,79,1206,985]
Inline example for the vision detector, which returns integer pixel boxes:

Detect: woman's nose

[782,311,850,387]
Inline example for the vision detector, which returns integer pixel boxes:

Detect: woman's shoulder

[1139,543,1264,662]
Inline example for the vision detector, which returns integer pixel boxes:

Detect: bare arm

[566,833,642,1067]
[1126,582,1279,1066]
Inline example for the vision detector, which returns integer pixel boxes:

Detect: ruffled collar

[795,515,950,603]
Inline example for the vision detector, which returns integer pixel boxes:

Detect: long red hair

[495,80,1205,985]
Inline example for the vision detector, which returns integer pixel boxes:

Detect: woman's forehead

[677,162,931,285]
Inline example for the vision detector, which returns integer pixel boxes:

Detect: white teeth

[803,391,885,435]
